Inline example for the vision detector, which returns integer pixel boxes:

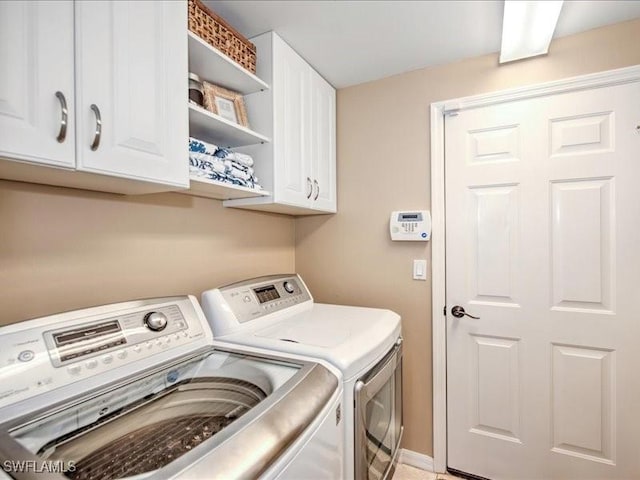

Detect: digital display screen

[54,321,122,346]
[254,285,281,304]
[399,213,422,221]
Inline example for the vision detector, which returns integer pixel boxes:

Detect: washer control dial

[283,281,295,294]
[144,311,168,332]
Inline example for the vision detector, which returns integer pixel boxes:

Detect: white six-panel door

[445,81,640,479]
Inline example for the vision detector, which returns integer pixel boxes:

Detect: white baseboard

[398,449,434,472]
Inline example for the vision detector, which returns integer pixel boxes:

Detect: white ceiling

[206,1,640,89]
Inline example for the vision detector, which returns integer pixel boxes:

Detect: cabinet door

[0,1,75,168]
[310,71,336,213]
[273,36,312,207]
[75,0,188,188]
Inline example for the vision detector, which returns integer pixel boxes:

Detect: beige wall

[0,180,295,324]
[0,14,638,462]
[295,18,640,457]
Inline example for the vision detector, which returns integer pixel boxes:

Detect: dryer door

[354,339,403,480]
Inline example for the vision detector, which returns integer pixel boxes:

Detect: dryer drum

[40,377,267,480]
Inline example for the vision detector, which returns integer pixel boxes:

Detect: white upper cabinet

[309,69,336,212]
[273,36,311,207]
[225,32,337,215]
[0,1,75,168]
[0,0,188,194]
[75,1,188,187]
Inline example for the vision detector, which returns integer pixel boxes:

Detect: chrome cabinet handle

[451,306,480,319]
[306,177,313,199]
[90,104,102,151]
[55,91,68,143]
[313,179,319,200]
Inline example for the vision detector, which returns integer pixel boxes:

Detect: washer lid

[246,304,401,379]
[255,313,353,347]
[1,348,338,480]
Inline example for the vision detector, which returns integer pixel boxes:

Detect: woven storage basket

[188,0,257,74]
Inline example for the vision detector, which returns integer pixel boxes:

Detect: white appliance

[201,274,403,480]
[0,296,344,480]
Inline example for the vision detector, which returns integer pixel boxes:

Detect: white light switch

[413,259,427,280]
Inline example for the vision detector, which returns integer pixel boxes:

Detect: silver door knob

[451,306,480,319]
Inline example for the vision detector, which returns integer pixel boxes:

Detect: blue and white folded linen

[229,151,254,167]
[189,137,218,157]
[213,148,254,167]
[189,137,261,190]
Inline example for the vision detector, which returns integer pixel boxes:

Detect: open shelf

[185,31,271,202]
[188,32,269,95]
[188,104,270,148]
[182,175,270,200]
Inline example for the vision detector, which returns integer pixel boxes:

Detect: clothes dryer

[202,274,403,480]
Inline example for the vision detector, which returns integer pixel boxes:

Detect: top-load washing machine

[0,296,344,480]
[201,274,403,480]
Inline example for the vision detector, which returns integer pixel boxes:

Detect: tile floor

[393,463,461,480]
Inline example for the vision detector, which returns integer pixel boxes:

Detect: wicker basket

[188,0,257,74]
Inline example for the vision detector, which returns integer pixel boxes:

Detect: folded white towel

[229,151,254,167]
[229,166,251,181]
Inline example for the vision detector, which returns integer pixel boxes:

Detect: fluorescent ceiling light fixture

[500,0,564,63]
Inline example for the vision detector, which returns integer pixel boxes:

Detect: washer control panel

[0,297,208,410]
[43,304,189,367]
[219,275,312,324]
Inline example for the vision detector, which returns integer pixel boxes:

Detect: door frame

[430,64,640,474]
